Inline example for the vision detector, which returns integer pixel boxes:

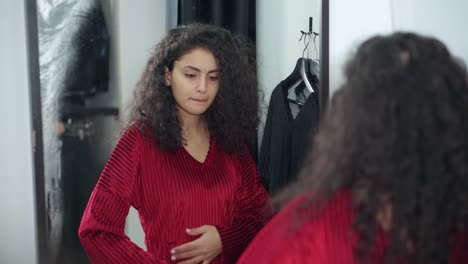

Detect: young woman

[238,32,468,264]
[79,23,272,264]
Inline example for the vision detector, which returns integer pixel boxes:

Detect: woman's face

[165,47,220,118]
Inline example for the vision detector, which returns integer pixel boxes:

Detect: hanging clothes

[258,80,319,195]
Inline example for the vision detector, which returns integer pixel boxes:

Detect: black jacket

[258,82,319,195]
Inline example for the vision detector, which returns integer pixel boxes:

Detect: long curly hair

[124,23,259,153]
[279,32,468,263]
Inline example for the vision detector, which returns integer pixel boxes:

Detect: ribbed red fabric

[78,125,272,264]
[238,190,468,264]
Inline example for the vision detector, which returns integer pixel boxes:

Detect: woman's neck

[178,110,209,142]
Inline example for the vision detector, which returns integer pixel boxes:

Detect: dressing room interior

[1,0,468,263]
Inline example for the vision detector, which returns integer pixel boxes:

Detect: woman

[78,23,271,264]
[238,32,468,263]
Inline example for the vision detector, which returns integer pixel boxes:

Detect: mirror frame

[320,0,330,113]
[24,0,48,263]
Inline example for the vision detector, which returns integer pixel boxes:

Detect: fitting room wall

[0,1,38,263]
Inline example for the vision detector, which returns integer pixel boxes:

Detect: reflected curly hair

[124,23,259,153]
[280,32,468,263]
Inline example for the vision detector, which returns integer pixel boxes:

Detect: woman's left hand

[171,225,222,264]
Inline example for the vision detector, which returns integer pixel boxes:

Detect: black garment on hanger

[258,80,319,195]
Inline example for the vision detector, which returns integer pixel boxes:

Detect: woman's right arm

[78,126,166,263]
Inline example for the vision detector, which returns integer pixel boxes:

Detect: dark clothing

[258,82,319,194]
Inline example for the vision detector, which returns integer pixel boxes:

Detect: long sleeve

[78,127,166,264]
[216,145,273,262]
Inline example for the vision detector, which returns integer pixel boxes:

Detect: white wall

[329,0,393,95]
[114,0,168,249]
[257,0,320,104]
[391,0,468,64]
[0,1,38,264]
[328,0,468,96]
[116,0,168,108]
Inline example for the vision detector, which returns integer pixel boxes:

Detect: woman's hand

[171,225,222,264]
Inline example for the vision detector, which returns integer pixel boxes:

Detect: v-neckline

[181,136,213,165]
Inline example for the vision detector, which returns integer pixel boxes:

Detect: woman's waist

[146,238,225,264]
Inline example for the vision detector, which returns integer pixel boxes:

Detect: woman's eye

[185,74,196,79]
[209,76,219,81]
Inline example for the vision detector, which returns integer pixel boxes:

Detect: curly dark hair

[279,32,468,263]
[124,23,259,153]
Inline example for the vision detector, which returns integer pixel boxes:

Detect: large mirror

[26,0,328,263]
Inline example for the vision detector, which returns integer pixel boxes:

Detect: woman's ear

[164,67,171,86]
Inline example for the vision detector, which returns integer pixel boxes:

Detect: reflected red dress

[79,125,272,263]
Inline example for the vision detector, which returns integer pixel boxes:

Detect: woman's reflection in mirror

[78,23,272,264]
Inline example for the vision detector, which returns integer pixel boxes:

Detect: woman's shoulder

[238,190,355,263]
[278,190,354,237]
[273,190,354,226]
[119,121,160,149]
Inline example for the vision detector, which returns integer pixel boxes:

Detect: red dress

[78,125,272,263]
[238,190,468,264]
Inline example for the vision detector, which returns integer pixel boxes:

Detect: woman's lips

[191,98,208,102]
